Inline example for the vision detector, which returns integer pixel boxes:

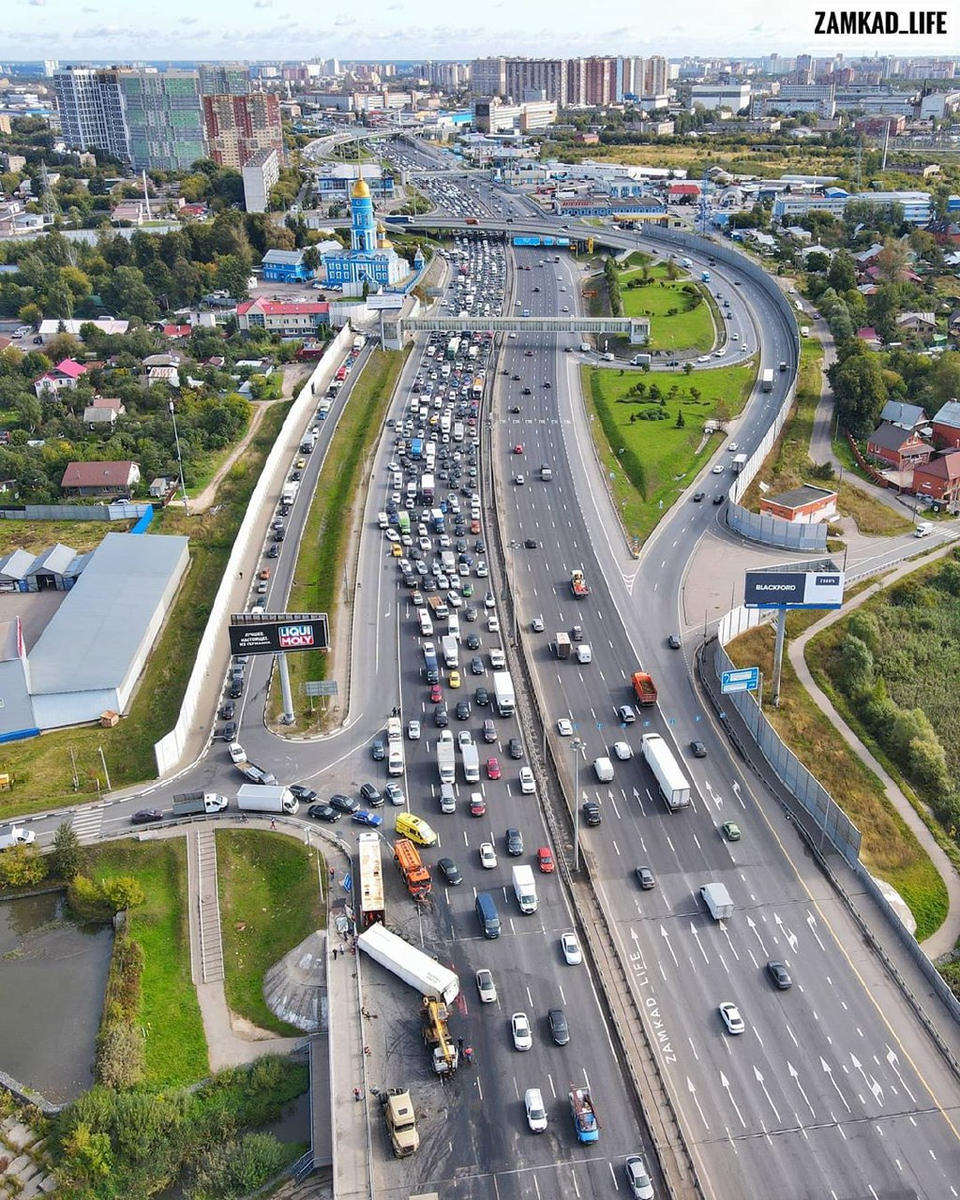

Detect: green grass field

[618,264,715,353]
[84,839,208,1086]
[583,361,756,543]
[217,829,325,1035]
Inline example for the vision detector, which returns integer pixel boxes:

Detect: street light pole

[169,400,189,515]
[571,738,583,872]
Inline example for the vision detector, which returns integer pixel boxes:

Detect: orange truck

[631,672,658,706]
[570,569,590,598]
[394,838,432,900]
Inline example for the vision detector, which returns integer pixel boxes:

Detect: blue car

[352,810,383,828]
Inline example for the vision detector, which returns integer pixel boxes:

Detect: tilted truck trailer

[236,784,299,815]
[631,672,658,706]
[172,792,229,817]
[357,921,460,1004]
[640,733,691,811]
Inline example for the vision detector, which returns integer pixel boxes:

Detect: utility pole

[571,738,584,871]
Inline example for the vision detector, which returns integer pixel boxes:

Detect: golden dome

[352,176,371,199]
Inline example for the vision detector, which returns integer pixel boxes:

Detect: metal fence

[726,505,829,550]
[0,502,152,522]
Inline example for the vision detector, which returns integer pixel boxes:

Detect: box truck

[512,864,538,914]
[440,634,460,669]
[236,784,299,815]
[640,733,691,811]
[700,882,734,920]
[493,671,515,717]
[461,742,480,784]
[172,792,229,818]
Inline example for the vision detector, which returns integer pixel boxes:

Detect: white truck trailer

[357,921,460,1004]
[640,733,691,811]
[236,784,299,815]
[492,670,516,717]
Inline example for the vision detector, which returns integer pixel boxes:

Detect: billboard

[228,613,329,656]
[744,570,844,610]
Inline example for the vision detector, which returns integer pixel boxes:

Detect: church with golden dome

[322,173,412,292]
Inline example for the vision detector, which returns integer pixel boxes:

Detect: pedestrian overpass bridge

[400,315,650,342]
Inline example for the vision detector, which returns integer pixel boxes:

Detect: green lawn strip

[582,361,755,544]
[84,838,208,1086]
[0,402,292,820]
[727,626,947,941]
[217,829,324,1035]
[0,519,134,555]
[273,348,409,730]
[618,266,714,352]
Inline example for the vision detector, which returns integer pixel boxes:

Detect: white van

[447,614,461,640]
[377,512,389,529]
[914,522,932,538]
[594,756,614,783]
[575,643,593,664]
[419,609,434,636]
[392,470,403,490]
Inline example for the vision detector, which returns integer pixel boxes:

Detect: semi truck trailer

[357,921,460,1004]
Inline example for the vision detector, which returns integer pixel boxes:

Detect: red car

[513,444,524,455]
[470,793,486,816]
[470,520,481,535]
[537,847,555,873]
[486,757,501,780]
[430,682,443,703]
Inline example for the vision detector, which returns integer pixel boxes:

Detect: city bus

[357,832,385,928]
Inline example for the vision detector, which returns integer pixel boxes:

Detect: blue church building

[322,176,411,294]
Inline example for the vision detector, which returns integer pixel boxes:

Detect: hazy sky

[1,0,954,63]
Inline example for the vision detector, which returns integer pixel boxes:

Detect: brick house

[879,400,927,431]
[759,484,838,524]
[61,461,140,497]
[931,400,960,449]
[913,450,960,505]
[34,358,87,397]
[865,422,931,469]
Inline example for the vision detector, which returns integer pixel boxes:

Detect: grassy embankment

[274,347,409,732]
[618,262,715,353]
[0,401,292,818]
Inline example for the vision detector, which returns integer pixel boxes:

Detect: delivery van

[395,813,438,847]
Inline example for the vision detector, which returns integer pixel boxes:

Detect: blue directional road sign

[722,667,759,694]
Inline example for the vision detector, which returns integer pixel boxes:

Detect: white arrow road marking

[660,924,679,967]
[691,922,710,964]
[885,1046,917,1105]
[775,913,799,954]
[632,786,646,816]
[704,781,723,810]
[851,1054,885,1107]
[788,1061,817,1120]
[746,915,767,955]
[732,780,745,809]
[754,1065,782,1124]
[806,910,826,951]
[720,1072,747,1128]
[722,923,741,962]
[687,1077,711,1131]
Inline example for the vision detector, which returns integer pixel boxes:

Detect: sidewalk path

[788,543,960,959]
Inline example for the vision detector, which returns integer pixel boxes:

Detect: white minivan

[575,643,592,664]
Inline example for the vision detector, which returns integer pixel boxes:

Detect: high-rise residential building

[202,92,283,170]
[644,56,668,95]
[422,61,465,90]
[54,65,206,170]
[198,62,251,96]
[242,146,280,213]
[504,58,568,106]
[118,70,206,170]
[622,57,645,97]
[43,60,60,78]
[471,56,507,97]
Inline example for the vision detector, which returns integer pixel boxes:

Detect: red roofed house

[162,324,192,339]
[61,460,140,497]
[34,358,87,398]
[668,183,700,202]
[865,422,931,470]
[913,450,960,504]
[236,296,330,338]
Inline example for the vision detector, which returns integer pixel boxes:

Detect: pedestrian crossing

[71,806,104,843]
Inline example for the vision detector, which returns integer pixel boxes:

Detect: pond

[0,891,113,1105]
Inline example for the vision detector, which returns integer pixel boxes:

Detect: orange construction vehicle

[394,838,432,900]
[631,672,658,706]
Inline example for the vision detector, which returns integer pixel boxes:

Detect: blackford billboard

[744,570,844,610]
[228,613,329,656]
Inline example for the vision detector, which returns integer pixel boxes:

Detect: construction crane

[420,994,458,1075]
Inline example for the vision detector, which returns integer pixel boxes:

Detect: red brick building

[865,422,931,469]
[913,450,960,504]
[931,400,960,450]
[759,484,838,524]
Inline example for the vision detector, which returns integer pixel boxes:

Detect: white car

[519,767,536,795]
[712,464,725,474]
[511,1011,533,1051]
[613,741,633,761]
[719,1001,745,1035]
[525,1087,547,1132]
[488,615,500,633]
[479,842,497,869]
[531,615,545,632]
[727,442,739,452]
[515,474,525,485]
[557,718,574,736]
[561,932,582,965]
[697,354,711,363]
[484,592,496,609]
[625,1155,655,1199]
[457,730,473,748]
[447,592,463,608]
[385,528,400,543]
[228,742,246,764]
[408,719,421,740]
[476,968,497,1003]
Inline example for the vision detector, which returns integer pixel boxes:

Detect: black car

[635,866,655,890]
[767,960,793,990]
[509,405,521,413]
[273,528,286,542]
[279,503,291,517]
[228,680,243,700]
[470,656,484,675]
[667,634,681,649]
[290,470,302,481]
[475,539,486,553]
[437,857,463,886]
[455,699,471,720]
[290,784,318,803]
[713,493,725,505]
[690,740,707,758]
[547,1007,570,1046]
[523,538,539,549]
[465,633,481,650]
[543,381,551,389]
[507,736,523,760]
[218,721,237,741]
[266,544,280,559]
[582,801,602,826]
[522,386,532,395]
[360,782,383,808]
[512,373,521,381]
[693,491,705,503]
[220,701,235,721]
[131,808,163,825]
[505,827,523,856]
[308,802,341,823]
[434,703,449,727]
[372,738,386,761]
[474,686,489,707]
[329,793,359,815]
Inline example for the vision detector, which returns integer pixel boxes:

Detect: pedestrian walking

[457,1037,464,1054]
[270,818,277,830]
[353,1087,363,1101]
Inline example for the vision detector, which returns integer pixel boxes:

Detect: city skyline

[1,0,953,65]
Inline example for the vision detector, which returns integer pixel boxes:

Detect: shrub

[67,875,114,921]
[837,634,874,697]
[187,1132,289,1200]
[0,843,48,888]
[96,1024,145,1090]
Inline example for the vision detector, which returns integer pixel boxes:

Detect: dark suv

[582,801,602,826]
[506,827,523,856]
